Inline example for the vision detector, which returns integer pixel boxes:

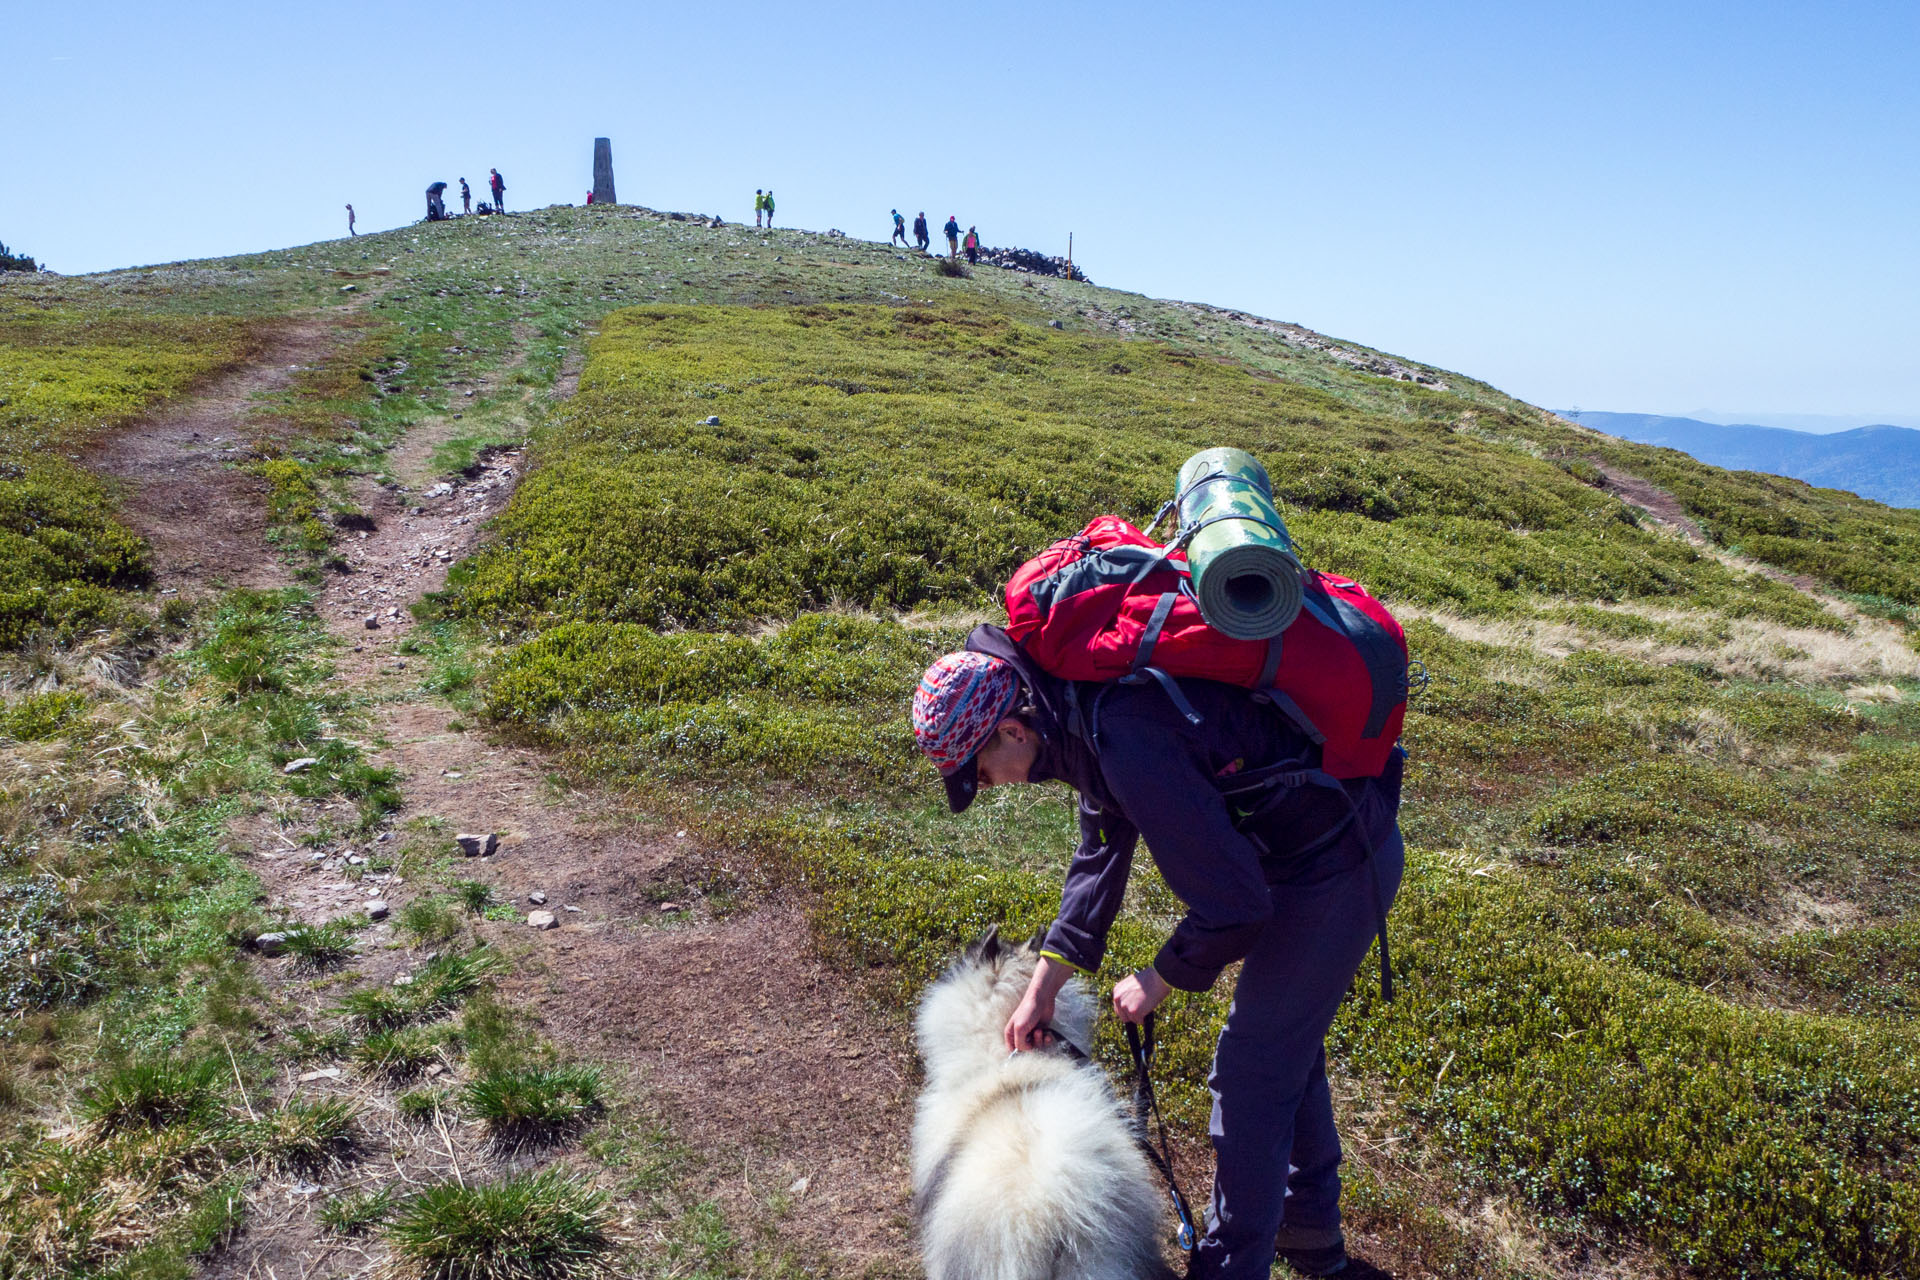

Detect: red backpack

[1003,515,1408,779]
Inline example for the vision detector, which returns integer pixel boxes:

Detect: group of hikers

[753,188,777,228]
[891,209,981,263]
[419,169,507,224]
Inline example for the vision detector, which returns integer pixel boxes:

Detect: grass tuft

[462,1064,606,1141]
[319,1185,398,1235]
[243,1098,357,1170]
[383,1170,615,1280]
[80,1056,226,1136]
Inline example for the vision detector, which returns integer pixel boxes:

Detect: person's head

[912,652,1040,813]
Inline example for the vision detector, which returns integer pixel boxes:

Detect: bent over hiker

[913,635,1405,1279]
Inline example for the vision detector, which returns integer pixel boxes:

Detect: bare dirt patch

[83,314,352,596]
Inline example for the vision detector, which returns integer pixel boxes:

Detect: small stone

[254,931,291,956]
[527,910,558,930]
[675,830,687,839]
[298,1068,342,1082]
[789,1175,810,1196]
[364,616,380,630]
[424,1062,445,1077]
[283,757,319,774]
[364,899,389,921]
[564,904,582,913]
[377,831,394,843]
[528,890,547,904]
[701,415,721,426]
[455,832,499,857]
[1049,319,1064,329]
[658,902,680,912]
[347,854,366,866]
[425,482,455,498]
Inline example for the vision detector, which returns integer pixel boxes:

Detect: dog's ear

[963,924,1002,965]
[1024,933,1044,955]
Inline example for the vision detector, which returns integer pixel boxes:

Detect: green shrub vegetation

[449,301,1920,1277]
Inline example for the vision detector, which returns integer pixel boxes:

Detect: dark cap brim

[942,755,980,814]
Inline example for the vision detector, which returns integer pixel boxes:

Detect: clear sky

[8,1,1917,425]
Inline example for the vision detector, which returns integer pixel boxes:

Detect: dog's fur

[912,929,1176,1280]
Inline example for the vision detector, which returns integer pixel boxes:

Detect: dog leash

[1124,1012,1199,1253]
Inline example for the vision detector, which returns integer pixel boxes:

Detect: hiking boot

[1275,1224,1348,1276]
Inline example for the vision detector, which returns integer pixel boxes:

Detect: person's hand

[1112,967,1172,1024]
[1004,955,1075,1052]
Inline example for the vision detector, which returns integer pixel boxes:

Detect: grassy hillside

[5,204,1920,1277]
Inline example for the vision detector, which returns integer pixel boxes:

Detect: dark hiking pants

[1185,823,1405,1279]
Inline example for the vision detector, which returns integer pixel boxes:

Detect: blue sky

[7,1,1917,426]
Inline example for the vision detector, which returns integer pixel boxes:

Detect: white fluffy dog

[912,929,1175,1280]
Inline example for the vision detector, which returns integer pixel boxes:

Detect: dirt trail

[84,315,348,596]
[217,352,918,1271]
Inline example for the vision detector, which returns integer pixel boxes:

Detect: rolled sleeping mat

[1174,447,1303,640]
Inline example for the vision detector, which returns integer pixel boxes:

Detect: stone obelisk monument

[591,138,617,206]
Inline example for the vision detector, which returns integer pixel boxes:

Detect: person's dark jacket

[913,215,929,241]
[965,625,1401,993]
[943,218,960,241]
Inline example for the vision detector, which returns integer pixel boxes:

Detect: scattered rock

[425,482,455,498]
[455,831,499,857]
[564,904,582,913]
[659,902,680,912]
[283,757,319,774]
[298,1068,342,1082]
[701,415,721,426]
[347,854,366,866]
[424,1062,445,1078]
[975,244,1090,282]
[254,931,291,956]
[339,284,356,293]
[528,890,547,905]
[364,616,380,630]
[789,1175,810,1196]
[364,899,390,921]
[1049,319,1065,329]
[527,910,558,930]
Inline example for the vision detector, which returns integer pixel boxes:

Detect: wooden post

[1067,232,1073,279]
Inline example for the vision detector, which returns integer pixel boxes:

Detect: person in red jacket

[489,168,505,212]
[912,634,1405,1279]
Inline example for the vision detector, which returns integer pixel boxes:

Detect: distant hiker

[914,212,930,251]
[764,189,776,228]
[754,189,765,227]
[489,168,505,212]
[892,209,908,246]
[346,204,356,237]
[426,183,450,221]
[944,215,960,259]
[964,225,980,265]
[586,190,595,205]
[460,178,471,214]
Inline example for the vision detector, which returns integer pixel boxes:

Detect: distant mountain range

[1563,411,1920,509]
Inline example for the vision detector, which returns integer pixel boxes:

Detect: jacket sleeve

[1096,704,1275,992]
[1040,799,1139,975]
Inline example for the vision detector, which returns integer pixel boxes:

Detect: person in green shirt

[764,188,776,229]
